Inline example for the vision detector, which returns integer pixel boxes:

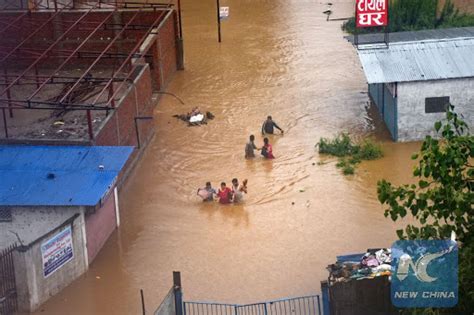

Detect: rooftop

[0,145,133,206]
[346,26,474,45]
[351,27,474,84]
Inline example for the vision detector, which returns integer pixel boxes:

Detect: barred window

[0,208,12,222]
[425,97,450,113]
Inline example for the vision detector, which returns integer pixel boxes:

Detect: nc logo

[396,250,448,282]
[391,240,458,308]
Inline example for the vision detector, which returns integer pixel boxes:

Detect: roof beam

[92,9,170,107]
[0,4,101,97]
[26,9,116,101]
[54,9,143,104]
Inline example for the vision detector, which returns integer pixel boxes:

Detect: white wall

[13,214,88,312]
[397,78,474,142]
[0,206,84,250]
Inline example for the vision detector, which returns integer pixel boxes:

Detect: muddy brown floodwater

[32,1,422,314]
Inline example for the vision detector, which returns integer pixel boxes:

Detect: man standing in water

[232,178,248,203]
[197,182,216,201]
[261,115,284,135]
[245,135,260,159]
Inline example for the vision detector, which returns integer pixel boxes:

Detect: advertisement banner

[41,226,74,278]
[356,0,388,28]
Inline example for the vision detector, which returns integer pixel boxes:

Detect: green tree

[377,106,474,314]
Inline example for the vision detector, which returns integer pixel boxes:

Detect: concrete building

[0,2,182,148]
[353,27,474,141]
[0,145,132,311]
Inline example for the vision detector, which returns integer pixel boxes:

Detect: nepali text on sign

[356,0,388,28]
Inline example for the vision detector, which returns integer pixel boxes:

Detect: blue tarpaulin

[0,145,134,206]
[336,253,365,263]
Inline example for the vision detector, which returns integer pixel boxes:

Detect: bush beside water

[317,133,383,175]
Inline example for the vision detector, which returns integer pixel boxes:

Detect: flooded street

[34,0,421,314]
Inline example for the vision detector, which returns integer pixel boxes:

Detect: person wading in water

[231,178,248,203]
[245,135,260,159]
[217,182,233,204]
[261,115,284,135]
[197,182,216,201]
[261,137,275,159]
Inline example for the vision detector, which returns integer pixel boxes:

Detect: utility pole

[216,0,222,42]
[177,0,184,70]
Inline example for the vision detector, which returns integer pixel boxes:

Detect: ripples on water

[34,1,421,314]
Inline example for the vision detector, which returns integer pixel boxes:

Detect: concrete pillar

[13,247,35,312]
[114,187,120,227]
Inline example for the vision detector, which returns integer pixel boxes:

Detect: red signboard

[356,0,388,28]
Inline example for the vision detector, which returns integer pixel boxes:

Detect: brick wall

[92,10,178,148]
[94,64,154,146]
[84,188,116,264]
[157,11,178,87]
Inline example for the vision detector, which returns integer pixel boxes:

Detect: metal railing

[184,301,237,315]
[0,244,18,315]
[183,294,321,315]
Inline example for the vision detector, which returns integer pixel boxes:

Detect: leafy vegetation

[336,158,356,175]
[377,106,474,314]
[317,133,383,175]
[343,0,474,34]
[318,133,355,157]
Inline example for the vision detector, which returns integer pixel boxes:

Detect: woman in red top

[261,137,275,159]
[217,182,233,204]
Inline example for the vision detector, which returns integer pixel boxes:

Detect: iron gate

[183,294,321,315]
[0,244,17,315]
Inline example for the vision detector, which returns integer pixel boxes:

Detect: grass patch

[335,158,356,175]
[342,164,355,175]
[354,139,384,161]
[318,133,355,157]
[316,133,383,175]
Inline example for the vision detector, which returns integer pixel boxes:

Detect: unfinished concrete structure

[0,0,183,147]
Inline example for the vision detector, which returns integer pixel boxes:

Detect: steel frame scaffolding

[0,0,182,140]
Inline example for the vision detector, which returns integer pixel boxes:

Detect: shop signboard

[41,226,74,278]
[356,0,388,28]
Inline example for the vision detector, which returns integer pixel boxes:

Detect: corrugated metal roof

[357,37,474,84]
[346,26,474,44]
[0,146,134,206]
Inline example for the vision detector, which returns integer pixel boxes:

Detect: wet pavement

[32,0,420,314]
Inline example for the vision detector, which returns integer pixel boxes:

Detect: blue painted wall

[368,83,398,141]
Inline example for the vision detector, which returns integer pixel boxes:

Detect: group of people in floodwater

[197,115,283,203]
[197,178,248,204]
[245,116,284,159]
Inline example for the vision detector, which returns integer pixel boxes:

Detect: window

[425,96,450,113]
[0,208,12,222]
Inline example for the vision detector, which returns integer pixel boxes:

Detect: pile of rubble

[327,248,392,284]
